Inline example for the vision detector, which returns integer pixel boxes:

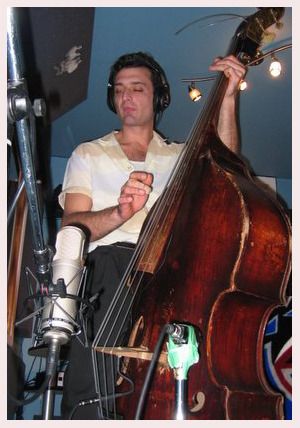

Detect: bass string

[129,74,227,271]
[91,61,231,411]
[92,72,227,358]
[96,18,239,348]
[92,123,206,348]
[89,129,213,413]
[92,21,273,417]
[89,139,202,411]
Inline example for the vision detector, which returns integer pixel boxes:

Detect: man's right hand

[117,171,153,220]
[62,171,153,242]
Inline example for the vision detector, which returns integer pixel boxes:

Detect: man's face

[113,66,155,127]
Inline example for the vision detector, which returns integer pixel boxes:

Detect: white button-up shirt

[59,130,183,252]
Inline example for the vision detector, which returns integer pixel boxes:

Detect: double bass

[94,7,291,420]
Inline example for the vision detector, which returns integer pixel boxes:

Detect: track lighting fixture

[182,76,216,102]
[188,83,202,102]
[182,43,291,101]
[239,80,247,91]
[269,54,282,77]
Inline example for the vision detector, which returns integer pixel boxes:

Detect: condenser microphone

[41,225,86,345]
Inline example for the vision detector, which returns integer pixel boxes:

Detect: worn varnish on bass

[94,7,291,419]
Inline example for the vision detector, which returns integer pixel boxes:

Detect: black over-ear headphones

[107,52,170,116]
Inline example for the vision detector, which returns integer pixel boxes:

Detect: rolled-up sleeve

[58,147,92,209]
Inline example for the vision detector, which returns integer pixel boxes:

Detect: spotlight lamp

[182,76,215,102]
[269,54,282,77]
[239,79,248,91]
[188,82,202,102]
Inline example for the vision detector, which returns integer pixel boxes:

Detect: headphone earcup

[155,84,170,113]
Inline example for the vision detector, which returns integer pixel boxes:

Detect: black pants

[61,244,134,419]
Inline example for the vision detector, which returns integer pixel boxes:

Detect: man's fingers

[129,171,153,184]
[210,56,246,78]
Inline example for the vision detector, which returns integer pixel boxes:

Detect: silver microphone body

[41,226,86,343]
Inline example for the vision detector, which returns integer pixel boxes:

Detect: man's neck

[116,125,154,161]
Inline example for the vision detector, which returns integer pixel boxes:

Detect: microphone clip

[167,324,199,379]
[48,278,67,298]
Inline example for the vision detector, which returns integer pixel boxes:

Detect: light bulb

[269,56,282,77]
[188,84,202,102]
[239,80,247,91]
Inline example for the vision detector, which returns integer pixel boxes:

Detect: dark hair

[107,52,170,122]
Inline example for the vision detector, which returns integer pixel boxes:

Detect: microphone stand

[167,324,199,419]
[7,7,61,420]
[7,7,52,292]
[42,336,65,420]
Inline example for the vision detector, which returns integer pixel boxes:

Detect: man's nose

[122,88,133,101]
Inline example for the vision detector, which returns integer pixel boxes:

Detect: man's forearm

[217,95,240,154]
[62,206,126,242]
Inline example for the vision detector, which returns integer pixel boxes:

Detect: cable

[68,323,178,419]
[68,384,134,420]
[8,374,51,407]
[175,13,247,36]
[134,323,173,420]
[68,352,135,419]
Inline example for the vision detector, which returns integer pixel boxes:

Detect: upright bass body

[115,133,291,419]
[96,7,290,419]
